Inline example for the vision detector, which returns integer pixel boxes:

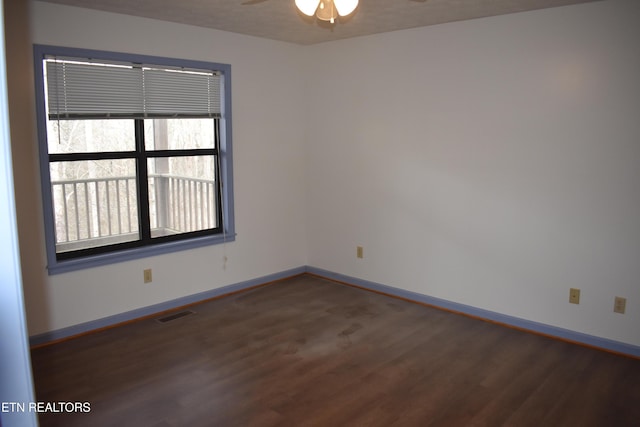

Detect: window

[34,46,234,274]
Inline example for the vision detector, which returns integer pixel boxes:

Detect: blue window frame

[33,45,235,274]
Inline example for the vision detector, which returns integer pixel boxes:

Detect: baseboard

[30,264,640,358]
[28,266,306,347]
[306,266,640,359]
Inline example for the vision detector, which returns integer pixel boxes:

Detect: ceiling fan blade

[242,0,269,4]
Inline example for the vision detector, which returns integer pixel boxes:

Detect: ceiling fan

[242,0,428,4]
[242,0,428,24]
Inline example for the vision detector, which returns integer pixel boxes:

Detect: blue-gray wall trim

[29,266,306,347]
[306,266,640,358]
[30,265,640,358]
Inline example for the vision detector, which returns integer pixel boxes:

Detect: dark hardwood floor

[31,274,640,426]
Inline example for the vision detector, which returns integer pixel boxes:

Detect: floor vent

[156,310,195,323]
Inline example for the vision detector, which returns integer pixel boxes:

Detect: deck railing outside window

[52,173,216,252]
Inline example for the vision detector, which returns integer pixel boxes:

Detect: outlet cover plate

[569,288,580,304]
[614,296,626,314]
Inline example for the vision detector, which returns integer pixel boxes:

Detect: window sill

[47,233,236,275]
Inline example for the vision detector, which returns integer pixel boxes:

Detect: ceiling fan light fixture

[295,0,358,22]
[295,0,321,16]
[334,0,358,16]
[315,0,338,22]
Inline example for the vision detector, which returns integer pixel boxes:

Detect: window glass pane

[147,156,217,237]
[47,119,135,154]
[35,47,233,270]
[144,118,215,151]
[50,159,139,253]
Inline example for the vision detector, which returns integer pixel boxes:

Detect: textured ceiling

[40,0,601,45]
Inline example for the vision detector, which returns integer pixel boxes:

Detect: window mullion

[35,46,234,272]
[135,119,151,241]
[49,151,138,162]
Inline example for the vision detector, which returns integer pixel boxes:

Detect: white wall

[305,0,640,345]
[14,0,640,348]
[18,1,308,335]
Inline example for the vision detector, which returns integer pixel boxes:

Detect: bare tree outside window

[47,118,219,254]
[34,46,232,270]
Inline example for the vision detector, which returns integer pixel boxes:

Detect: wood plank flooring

[30,274,640,426]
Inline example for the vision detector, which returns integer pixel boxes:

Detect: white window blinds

[45,57,222,120]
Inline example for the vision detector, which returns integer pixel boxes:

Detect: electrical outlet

[614,296,626,314]
[144,268,153,283]
[569,288,580,305]
[356,246,364,259]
